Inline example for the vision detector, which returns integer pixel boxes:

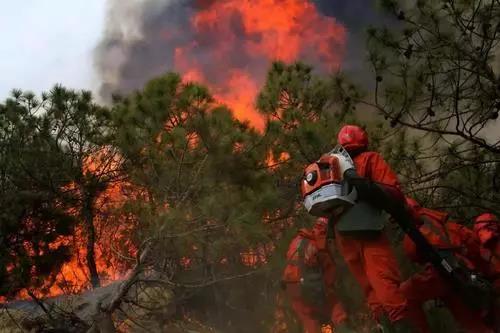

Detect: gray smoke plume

[95,0,196,98]
[94,0,390,99]
[314,0,395,86]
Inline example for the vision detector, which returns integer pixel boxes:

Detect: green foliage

[258,61,348,163]
[113,72,276,281]
[43,85,126,289]
[364,0,500,219]
[0,91,76,296]
[106,73,297,331]
[0,85,128,296]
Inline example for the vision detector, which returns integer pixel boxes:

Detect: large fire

[8,0,346,306]
[174,0,346,130]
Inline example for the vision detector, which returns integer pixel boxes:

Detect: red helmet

[337,125,368,152]
[474,213,498,246]
[475,213,498,224]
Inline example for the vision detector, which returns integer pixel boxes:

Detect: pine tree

[363,0,500,219]
[0,86,126,297]
[0,91,75,297]
[110,73,285,331]
[42,85,125,288]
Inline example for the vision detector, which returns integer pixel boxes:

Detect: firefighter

[332,125,419,331]
[401,198,493,333]
[282,218,354,333]
[474,213,500,291]
[474,213,500,331]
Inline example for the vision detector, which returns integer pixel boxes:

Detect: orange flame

[174,0,346,130]
[7,1,346,301]
[8,152,137,299]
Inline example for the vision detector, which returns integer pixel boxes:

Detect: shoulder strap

[327,216,335,240]
[286,238,307,266]
[298,238,324,275]
[298,238,308,263]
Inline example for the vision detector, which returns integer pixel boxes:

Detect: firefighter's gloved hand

[343,169,371,193]
[346,175,373,196]
[344,169,408,219]
[343,169,385,208]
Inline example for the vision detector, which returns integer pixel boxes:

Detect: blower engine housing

[301,146,357,217]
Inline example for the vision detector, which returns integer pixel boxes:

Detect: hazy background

[0,0,106,99]
[0,0,387,100]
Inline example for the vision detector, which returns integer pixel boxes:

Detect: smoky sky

[313,0,394,83]
[94,0,194,98]
[314,0,387,29]
[94,0,391,99]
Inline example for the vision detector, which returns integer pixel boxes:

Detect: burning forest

[1,0,500,332]
[95,0,348,130]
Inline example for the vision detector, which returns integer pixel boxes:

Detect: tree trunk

[83,194,100,288]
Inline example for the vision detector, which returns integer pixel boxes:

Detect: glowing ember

[173,0,346,130]
[266,151,290,170]
[241,243,275,267]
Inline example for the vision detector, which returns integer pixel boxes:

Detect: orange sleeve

[364,152,406,206]
[454,224,478,255]
[365,152,401,189]
[460,224,492,273]
[282,236,302,282]
[421,208,449,225]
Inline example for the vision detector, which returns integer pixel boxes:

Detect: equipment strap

[286,238,307,266]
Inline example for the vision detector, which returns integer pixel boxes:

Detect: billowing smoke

[95,0,195,99]
[314,1,391,81]
[94,0,386,127]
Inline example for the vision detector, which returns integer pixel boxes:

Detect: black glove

[344,169,410,219]
[343,169,386,209]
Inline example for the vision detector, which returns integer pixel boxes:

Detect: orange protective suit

[333,151,410,324]
[403,208,482,269]
[474,213,500,331]
[402,207,492,333]
[283,219,348,333]
[480,241,500,292]
[474,214,500,291]
[479,240,500,332]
